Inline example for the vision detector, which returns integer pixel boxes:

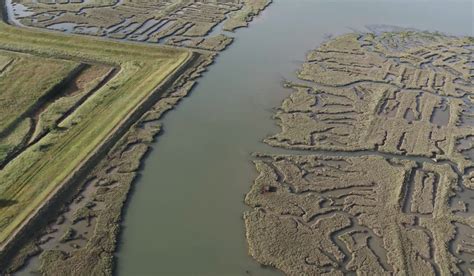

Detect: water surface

[117,0,473,275]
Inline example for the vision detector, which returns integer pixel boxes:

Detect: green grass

[0,21,191,246]
[30,65,114,142]
[0,50,79,135]
[0,54,12,69]
[0,118,31,161]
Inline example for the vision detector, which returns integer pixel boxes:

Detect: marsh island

[245,31,474,275]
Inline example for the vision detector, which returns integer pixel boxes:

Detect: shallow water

[5,0,32,26]
[115,0,473,275]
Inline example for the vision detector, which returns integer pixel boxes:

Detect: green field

[0,51,80,135]
[0,20,191,247]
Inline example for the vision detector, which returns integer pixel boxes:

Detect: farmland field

[0,18,191,254]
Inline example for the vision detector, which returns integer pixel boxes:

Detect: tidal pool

[116,0,472,275]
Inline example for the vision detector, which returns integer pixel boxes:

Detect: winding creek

[6,0,473,274]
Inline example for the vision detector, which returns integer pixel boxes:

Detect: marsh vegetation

[246,31,474,275]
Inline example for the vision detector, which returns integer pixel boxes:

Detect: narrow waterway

[116,0,473,275]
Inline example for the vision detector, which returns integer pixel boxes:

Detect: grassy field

[0,20,191,247]
[0,50,80,134]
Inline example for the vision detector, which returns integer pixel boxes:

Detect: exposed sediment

[246,31,474,275]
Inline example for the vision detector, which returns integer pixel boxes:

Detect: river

[115,0,473,275]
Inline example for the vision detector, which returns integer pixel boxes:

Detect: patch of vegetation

[223,0,272,31]
[0,118,31,161]
[59,227,76,243]
[30,65,115,143]
[0,50,80,135]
